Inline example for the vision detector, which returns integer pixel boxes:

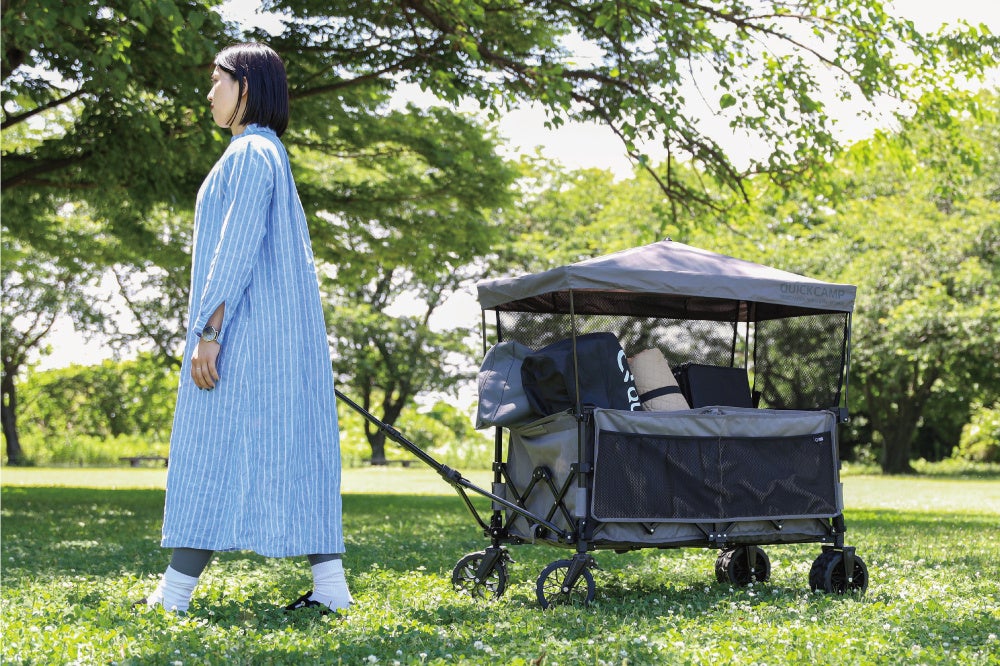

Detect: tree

[1,239,108,464]
[302,105,515,461]
[831,94,1000,472]
[16,354,177,443]
[268,0,998,214]
[1,2,230,449]
[2,1,516,463]
[709,91,1000,473]
[492,89,1000,474]
[6,0,998,465]
[1,0,232,255]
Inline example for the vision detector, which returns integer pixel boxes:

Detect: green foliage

[270,0,999,209]
[14,354,177,464]
[496,90,1000,474]
[1,236,114,463]
[16,433,169,467]
[5,1,1000,470]
[1,473,998,664]
[401,402,492,469]
[338,397,490,469]
[831,92,1000,473]
[954,404,1000,463]
[10,351,492,468]
[1,0,233,254]
[3,1,519,461]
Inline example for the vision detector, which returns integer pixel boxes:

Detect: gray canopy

[477,240,856,321]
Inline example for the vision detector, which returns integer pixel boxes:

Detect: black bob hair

[215,43,289,137]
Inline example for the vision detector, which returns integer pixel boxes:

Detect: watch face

[202,326,218,342]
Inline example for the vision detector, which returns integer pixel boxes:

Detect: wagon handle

[334,387,573,540]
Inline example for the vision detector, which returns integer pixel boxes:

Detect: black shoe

[284,591,329,614]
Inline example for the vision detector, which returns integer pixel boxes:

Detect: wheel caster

[536,558,596,609]
[809,549,869,594]
[715,546,771,586]
[452,550,509,600]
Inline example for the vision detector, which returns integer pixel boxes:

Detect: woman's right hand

[191,340,221,390]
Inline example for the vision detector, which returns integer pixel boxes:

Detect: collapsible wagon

[339,239,869,608]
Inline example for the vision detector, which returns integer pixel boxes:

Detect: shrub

[953,403,1000,463]
[17,353,178,442]
[17,432,169,466]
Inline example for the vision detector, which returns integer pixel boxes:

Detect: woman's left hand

[191,340,221,390]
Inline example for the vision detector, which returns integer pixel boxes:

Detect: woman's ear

[241,78,249,98]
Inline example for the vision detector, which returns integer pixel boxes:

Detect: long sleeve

[191,142,273,340]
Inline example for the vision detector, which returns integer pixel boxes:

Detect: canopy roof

[477,240,856,321]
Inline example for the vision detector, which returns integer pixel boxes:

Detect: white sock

[308,558,352,610]
[146,566,200,613]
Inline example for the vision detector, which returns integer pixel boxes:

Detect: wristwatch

[201,325,221,343]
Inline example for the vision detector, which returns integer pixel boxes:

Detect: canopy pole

[569,290,581,416]
[729,301,739,367]
[841,312,853,422]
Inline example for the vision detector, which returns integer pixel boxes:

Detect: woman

[139,43,351,614]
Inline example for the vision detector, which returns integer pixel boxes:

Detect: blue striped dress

[161,124,344,557]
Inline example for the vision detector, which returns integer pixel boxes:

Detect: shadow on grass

[3,486,997,604]
[0,486,493,581]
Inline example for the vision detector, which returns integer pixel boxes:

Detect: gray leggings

[169,548,340,577]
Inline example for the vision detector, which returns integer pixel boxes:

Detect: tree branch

[111,267,182,369]
[1,88,85,130]
[0,153,93,191]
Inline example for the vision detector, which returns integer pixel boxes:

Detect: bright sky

[32,0,1000,371]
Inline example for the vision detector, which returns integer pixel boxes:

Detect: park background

[2,0,998,474]
[2,0,999,663]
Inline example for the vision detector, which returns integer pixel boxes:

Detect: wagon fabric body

[468,240,869,606]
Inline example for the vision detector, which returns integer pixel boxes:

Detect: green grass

[2,468,999,665]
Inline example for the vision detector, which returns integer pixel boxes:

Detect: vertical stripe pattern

[162,124,344,557]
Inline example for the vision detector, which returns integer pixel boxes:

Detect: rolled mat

[628,348,690,411]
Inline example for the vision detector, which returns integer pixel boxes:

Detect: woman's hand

[191,339,222,390]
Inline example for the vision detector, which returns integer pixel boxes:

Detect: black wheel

[715,546,771,586]
[809,550,869,594]
[452,551,508,600]
[536,559,596,609]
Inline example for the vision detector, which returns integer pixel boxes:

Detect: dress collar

[231,124,277,142]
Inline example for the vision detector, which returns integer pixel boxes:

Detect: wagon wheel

[715,546,771,586]
[452,551,509,600]
[536,559,595,609]
[809,550,869,595]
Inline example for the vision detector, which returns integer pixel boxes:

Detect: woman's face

[207,66,245,133]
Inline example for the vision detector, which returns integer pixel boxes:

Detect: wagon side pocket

[592,425,839,522]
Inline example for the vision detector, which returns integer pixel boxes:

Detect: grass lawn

[2,466,998,665]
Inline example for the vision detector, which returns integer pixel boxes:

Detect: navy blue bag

[521,332,641,416]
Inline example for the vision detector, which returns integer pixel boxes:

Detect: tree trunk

[1,365,25,465]
[878,378,936,474]
[368,430,387,464]
[360,385,409,464]
[880,428,916,474]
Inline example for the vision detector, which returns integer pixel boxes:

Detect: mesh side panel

[496,312,739,367]
[492,308,849,411]
[591,430,838,521]
[754,314,847,410]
